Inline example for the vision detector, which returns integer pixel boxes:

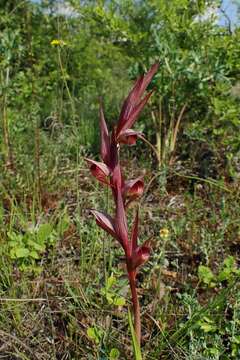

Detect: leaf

[198,318,217,333]
[128,308,142,360]
[223,256,235,269]
[27,239,46,252]
[113,296,126,306]
[29,250,39,259]
[37,223,52,244]
[109,348,120,359]
[106,293,114,304]
[15,247,30,258]
[198,265,215,286]
[10,248,16,259]
[87,326,103,344]
[87,327,99,343]
[106,274,116,289]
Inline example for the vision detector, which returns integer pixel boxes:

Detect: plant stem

[128,270,141,346]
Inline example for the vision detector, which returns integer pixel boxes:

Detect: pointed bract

[117,91,153,137]
[138,63,159,96]
[90,209,118,240]
[116,63,159,137]
[117,76,144,134]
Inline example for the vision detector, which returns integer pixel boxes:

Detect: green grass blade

[128,307,142,360]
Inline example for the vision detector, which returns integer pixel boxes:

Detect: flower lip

[117,129,143,145]
[128,244,151,271]
[123,177,144,200]
[85,158,111,185]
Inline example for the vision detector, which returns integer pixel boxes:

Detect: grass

[0,156,240,359]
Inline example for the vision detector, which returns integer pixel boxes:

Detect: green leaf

[218,268,232,282]
[106,274,116,289]
[128,308,142,360]
[29,250,40,259]
[106,293,114,304]
[15,247,30,258]
[223,256,235,269]
[27,239,45,252]
[198,265,215,286]
[58,214,70,235]
[37,223,52,244]
[8,241,18,248]
[10,248,16,259]
[87,326,102,344]
[87,327,99,343]
[198,317,217,333]
[109,348,120,359]
[113,296,125,306]
[199,322,217,333]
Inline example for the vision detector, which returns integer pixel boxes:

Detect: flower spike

[86,63,158,346]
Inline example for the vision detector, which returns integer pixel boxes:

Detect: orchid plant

[86,63,159,345]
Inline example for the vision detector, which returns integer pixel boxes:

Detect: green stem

[128,270,141,346]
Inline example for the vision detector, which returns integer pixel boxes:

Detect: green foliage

[100,273,126,307]
[128,308,142,360]
[198,265,216,287]
[7,223,55,272]
[198,256,240,288]
[109,348,120,360]
[87,326,104,345]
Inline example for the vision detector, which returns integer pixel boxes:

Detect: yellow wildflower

[160,228,169,238]
[50,39,67,46]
